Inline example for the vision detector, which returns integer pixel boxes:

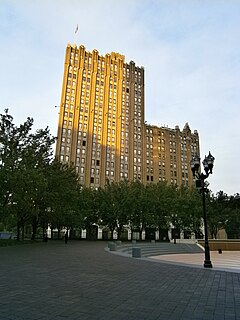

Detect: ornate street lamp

[190,152,215,268]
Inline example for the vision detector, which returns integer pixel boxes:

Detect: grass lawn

[0,239,37,247]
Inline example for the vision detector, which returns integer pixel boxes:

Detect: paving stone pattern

[1,241,240,320]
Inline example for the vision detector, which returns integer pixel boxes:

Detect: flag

[75,24,78,34]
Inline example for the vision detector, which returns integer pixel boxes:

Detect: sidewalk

[1,241,240,320]
[149,251,240,273]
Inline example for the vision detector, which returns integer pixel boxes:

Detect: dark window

[96,160,100,166]
[147,175,149,181]
[90,177,94,183]
[151,176,153,181]
[83,140,86,146]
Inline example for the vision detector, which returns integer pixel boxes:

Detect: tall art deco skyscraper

[56,44,200,188]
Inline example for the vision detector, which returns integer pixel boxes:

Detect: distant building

[145,123,199,187]
[56,44,199,188]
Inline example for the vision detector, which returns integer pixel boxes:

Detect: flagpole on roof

[74,24,78,45]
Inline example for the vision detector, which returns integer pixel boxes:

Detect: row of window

[70,159,190,187]
[62,131,193,166]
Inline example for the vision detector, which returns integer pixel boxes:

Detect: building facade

[145,123,199,187]
[56,44,199,188]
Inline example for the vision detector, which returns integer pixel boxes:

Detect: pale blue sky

[0,0,239,195]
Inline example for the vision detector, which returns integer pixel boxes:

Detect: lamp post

[190,152,215,268]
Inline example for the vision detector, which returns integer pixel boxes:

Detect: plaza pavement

[1,241,240,320]
[149,251,240,274]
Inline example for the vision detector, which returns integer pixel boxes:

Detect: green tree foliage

[145,182,171,239]
[46,161,82,238]
[0,110,56,239]
[97,180,203,241]
[1,111,240,241]
[127,180,148,240]
[206,191,229,239]
[98,180,130,240]
[0,110,34,220]
[80,187,100,240]
[225,193,240,238]
[173,185,202,237]
[0,110,82,240]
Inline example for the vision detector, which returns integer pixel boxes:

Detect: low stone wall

[198,240,240,251]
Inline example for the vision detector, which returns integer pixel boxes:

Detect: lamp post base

[204,260,213,268]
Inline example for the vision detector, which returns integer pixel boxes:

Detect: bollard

[218,249,222,254]
[132,247,141,258]
[108,242,113,249]
[109,243,117,251]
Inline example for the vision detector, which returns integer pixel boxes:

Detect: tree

[0,109,60,239]
[80,186,99,240]
[17,127,55,240]
[127,180,147,240]
[0,109,34,225]
[98,180,131,240]
[173,185,202,238]
[46,161,82,239]
[150,182,173,240]
[207,191,229,239]
[225,193,240,239]
[114,180,131,239]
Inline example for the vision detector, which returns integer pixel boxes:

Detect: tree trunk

[21,224,25,241]
[42,224,47,240]
[31,217,38,240]
[130,227,133,240]
[116,225,122,240]
[110,229,114,240]
[57,228,61,240]
[69,228,74,239]
[140,224,146,240]
[17,221,21,240]
[78,229,82,240]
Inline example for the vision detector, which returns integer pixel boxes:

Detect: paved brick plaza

[1,241,240,320]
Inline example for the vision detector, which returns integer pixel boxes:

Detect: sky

[0,0,239,196]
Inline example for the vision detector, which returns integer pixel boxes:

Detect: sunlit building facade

[56,44,199,188]
[145,123,199,187]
